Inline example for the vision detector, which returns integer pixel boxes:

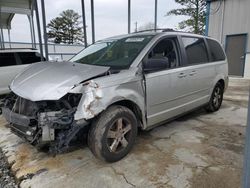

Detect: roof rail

[133,28,175,33]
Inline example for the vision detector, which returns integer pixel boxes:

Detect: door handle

[178,73,186,78]
[189,70,197,76]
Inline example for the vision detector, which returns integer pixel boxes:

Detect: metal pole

[0,7,3,49]
[28,15,35,48]
[81,0,88,47]
[34,0,44,61]
[8,29,11,48]
[90,0,95,43]
[154,0,158,30]
[128,0,131,33]
[0,10,4,49]
[243,89,250,188]
[0,28,4,49]
[41,0,49,60]
[205,1,211,36]
[31,15,36,48]
[220,0,225,43]
[0,30,2,49]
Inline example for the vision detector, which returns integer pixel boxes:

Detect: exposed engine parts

[1,93,88,153]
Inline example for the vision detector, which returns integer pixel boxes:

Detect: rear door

[144,36,190,127]
[180,36,216,111]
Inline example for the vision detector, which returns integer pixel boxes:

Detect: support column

[128,0,131,33]
[0,30,2,49]
[205,1,211,36]
[81,0,88,47]
[31,14,36,48]
[90,0,95,43]
[0,11,5,49]
[8,29,11,48]
[154,0,158,30]
[28,15,35,48]
[41,0,49,60]
[34,0,44,61]
[0,27,4,49]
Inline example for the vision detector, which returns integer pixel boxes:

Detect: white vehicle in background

[0,49,45,95]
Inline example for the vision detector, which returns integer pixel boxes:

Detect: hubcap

[213,87,221,108]
[107,118,132,153]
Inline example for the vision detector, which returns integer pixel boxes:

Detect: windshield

[70,35,153,69]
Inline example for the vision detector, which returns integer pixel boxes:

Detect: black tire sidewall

[208,83,224,112]
[88,105,138,162]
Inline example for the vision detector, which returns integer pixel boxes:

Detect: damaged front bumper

[1,93,89,153]
[2,107,37,141]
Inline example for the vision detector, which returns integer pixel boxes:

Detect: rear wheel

[88,105,138,162]
[206,82,224,112]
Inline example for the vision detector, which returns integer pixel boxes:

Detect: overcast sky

[3,0,187,44]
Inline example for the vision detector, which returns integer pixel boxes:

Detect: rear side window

[182,37,209,65]
[0,53,16,67]
[17,52,41,65]
[207,39,226,61]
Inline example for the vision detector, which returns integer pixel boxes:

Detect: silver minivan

[1,30,228,162]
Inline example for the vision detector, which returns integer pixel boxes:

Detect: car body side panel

[145,67,189,127]
[73,69,147,128]
[183,62,217,112]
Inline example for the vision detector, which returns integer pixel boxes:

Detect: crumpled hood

[10,61,109,101]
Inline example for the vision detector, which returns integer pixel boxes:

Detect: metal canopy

[0,0,33,29]
[0,13,14,29]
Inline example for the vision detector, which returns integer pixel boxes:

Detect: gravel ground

[0,148,18,188]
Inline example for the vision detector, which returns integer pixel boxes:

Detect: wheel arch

[109,99,145,128]
[217,79,225,90]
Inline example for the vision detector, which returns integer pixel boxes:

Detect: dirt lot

[0,78,248,188]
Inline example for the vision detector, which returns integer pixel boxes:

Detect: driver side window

[148,38,178,69]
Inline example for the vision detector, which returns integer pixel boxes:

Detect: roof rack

[133,28,175,33]
[133,28,195,35]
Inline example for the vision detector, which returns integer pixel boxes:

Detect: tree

[167,0,207,34]
[47,9,84,44]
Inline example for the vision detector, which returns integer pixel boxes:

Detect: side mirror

[143,57,170,73]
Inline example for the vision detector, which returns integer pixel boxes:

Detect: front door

[144,37,189,127]
[226,34,247,77]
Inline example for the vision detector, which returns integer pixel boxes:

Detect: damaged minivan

[1,30,228,162]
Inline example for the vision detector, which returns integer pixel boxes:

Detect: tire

[206,82,224,112]
[88,105,138,162]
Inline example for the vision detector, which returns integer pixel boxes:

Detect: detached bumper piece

[2,107,37,142]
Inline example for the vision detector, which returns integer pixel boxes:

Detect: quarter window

[182,37,209,65]
[207,39,226,62]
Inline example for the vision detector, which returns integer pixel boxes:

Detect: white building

[207,0,250,78]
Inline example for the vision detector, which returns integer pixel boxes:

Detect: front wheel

[88,105,138,162]
[206,82,224,112]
